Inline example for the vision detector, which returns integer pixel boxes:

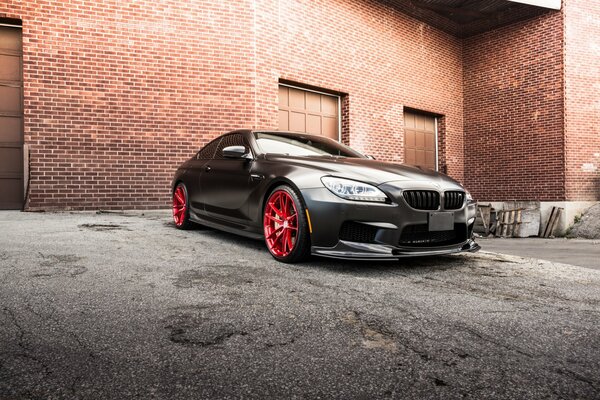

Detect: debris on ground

[475,202,541,238]
[541,206,563,238]
[567,203,600,239]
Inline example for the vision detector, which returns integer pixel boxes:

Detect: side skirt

[190,212,264,241]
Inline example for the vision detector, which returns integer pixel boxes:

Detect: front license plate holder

[429,212,454,231]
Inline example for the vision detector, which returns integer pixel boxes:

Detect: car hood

[265,155,464,190]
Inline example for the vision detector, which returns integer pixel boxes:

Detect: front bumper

[312,238,480,260]
[301,185,479,260]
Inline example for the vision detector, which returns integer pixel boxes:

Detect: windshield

[254,132,364,158]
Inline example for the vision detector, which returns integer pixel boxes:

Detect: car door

[199,133,253,225]
[184,137,222,217]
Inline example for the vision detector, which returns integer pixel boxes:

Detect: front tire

[263,185,311,263]
[172,183,193,230]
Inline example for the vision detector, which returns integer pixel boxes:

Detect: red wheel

[263,186,310,263]
[172,183,192,229]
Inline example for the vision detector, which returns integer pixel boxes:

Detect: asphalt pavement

[478,237,599,271]
[1,211,599,399]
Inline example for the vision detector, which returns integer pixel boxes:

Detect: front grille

[444,191,465,210]
[403,190,440,210]
[399,224,466,247]
[339,221,378,243]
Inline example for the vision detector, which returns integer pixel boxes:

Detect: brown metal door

[0,25,23,209]
[404,111,436,170]
[278,85,339,140]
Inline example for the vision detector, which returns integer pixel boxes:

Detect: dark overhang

[384,0,562,38]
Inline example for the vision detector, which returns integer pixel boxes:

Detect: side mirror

[223,145,252,160]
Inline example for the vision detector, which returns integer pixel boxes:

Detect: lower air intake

[399,224,466,247]
[339,221,378,243]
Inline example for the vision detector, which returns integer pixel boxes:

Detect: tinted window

[254,132,363,158]
[214,133,248,159]
[197,138,221,160]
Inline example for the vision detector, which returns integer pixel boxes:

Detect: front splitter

[311,239,480,261]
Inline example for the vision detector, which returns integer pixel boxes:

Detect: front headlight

[321,176,388,203]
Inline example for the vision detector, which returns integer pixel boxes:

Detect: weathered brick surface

[1,0,463,210]
[2,0,257,210]
[253,0,464,180]
[1,0,597,209]
[463,11,566,202]
[564,0,600,201]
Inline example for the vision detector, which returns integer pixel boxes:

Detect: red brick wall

[1,0,257,210]
[1,0,465,210]
[564,0,600,201]
[463,11,566,202]
[253,0,465,181]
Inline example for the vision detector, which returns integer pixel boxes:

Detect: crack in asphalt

[263,337,296,348]
[164,308,262,348]
[24,303,98,362]
[1,300,102,397]
[297,261,563,313]
[78,223,131,231]
[328,275,600,395]
[33,253,87,278]
[455,322,535,358]
[2,213,599,399]
[401,271,600,311]
[271,259,600,396]
[168,326,250,347]
[342,311,398,353]
[557,367,600,394]
[1,307,52,377]
[301,275,485,364]
[3,307,30,352]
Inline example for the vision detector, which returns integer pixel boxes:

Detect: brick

[1,0,597,210]
[1,0,465,210]
[564,0,600,201]
[463,11,565,201]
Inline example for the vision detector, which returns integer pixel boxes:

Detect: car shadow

[178,224,468,276]
[184,223,266,252]
[299,255,466,277]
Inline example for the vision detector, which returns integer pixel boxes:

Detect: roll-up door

[404,111,437,171]
[0,24,23,209]
[278,85,339,141]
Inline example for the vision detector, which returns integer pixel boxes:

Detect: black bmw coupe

[172,130,480,263]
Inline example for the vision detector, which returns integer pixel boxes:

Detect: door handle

[205,165,212,172]
[251,174,265,181]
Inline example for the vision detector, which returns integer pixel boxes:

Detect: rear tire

[263,185,311,263]
[172,183,193,230]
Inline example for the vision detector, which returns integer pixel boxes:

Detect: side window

[196,138,221,160]
[214,134,249,159]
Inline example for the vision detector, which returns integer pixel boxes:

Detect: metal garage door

[278,85,339,141]
[404,111,437,171]
[0,24,23,209]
